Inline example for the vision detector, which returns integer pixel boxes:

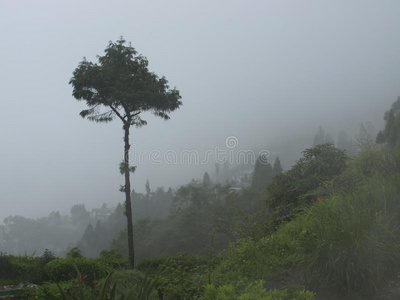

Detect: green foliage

[0,253,44,283]
[214,239,272,284]
[40,249,56,265]
[0,252,12,280]
[32,269,158,300]
[98,249,128,269]
[376,96,400,147]
[43,257,109,284]
[119,161,136,175]
[272,157,283,177]
[213,233,305,289]
[251,154,273,193]
[111,183,234,261]
[305,179,400,295]
[204,281,315,300]
[34,280,93,300]
[148,254,209,298]
[119,273,158,300]
[267,143,348,224]
[8,121,400,299]
[263,147,400,296]
[66,247,84,259]
[69,37,182,127]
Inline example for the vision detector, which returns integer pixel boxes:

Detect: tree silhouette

[272,157,283,176]
[203,172,211,186]
[69,38,182,267]
[251,154,273,192]
[377,97,400,148]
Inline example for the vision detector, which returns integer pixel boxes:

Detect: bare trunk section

[124,124,135,267]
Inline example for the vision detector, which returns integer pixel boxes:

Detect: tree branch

[107,104,127,124]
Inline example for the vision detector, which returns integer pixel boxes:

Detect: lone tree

[69,38,182,267]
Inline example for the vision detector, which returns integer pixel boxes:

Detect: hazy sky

[1,0,400,220]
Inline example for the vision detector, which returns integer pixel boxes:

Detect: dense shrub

[0,252,12,280]
[264,148,400,295]
[0,253,45,283]
[43,257,109,284]
[33,280,93,299]
[267,143,349,225]
[305,178,400,295]
[213,233,305,290]
[99,249,128,269]
[40,249,56,265]
[205,281,315,300]
[154,255,210,298]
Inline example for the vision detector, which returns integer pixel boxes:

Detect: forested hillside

[2,98,400,299]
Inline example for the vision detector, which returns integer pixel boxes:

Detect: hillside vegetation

[2,100,400,299]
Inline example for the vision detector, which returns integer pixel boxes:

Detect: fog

[1,0,400,220]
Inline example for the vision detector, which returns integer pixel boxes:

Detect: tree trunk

[124,124,135,267]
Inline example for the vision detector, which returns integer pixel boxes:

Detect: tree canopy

[70,38,182,127]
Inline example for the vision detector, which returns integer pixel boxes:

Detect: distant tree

[313,126,335,146]
[272,157,283,176]
[82,223,95,242]
[251,154,273,193]
[215,163,220,183]
[325,132,335,145]
[337,130,355,156]
[70,38,182,267]
[93,221,109,252]
[70,204,90,224]
[377,97,400,148]
[40,249,56,264]
[114,203,124,216]
[222,161,230,181]
[107,203,125,232]
[77,223,93,257]
[66,246,83,259]
[203,172,211,186]
[313,126,326,146]
[166,187,173,198]
[145,180,151,201]
[357,122,377,151]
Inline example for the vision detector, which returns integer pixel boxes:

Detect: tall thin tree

[69,38,182,267]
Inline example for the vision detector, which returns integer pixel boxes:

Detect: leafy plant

[204,281,315,300]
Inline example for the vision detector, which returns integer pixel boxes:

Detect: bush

[99,249,128,269]
[213,233,305,288]
[136,254,211,299]
[44,257,109,284]
[304,178,400,295]
[0,252,12,279]
[40,249,56,265]
[266,156,400,295]
[0,254,45,283]
[66,247,84,259]
[34,280,93,299]
[204,281,315,300]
